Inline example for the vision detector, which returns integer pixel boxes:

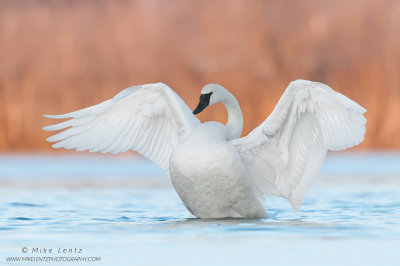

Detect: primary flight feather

[44,80,366,218]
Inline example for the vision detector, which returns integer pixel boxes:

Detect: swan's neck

[222,94,243,141]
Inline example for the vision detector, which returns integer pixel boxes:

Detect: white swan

[43,80,366,218]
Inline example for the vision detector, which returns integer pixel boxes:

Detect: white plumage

[44,84,199,172]
[44,80,366,218]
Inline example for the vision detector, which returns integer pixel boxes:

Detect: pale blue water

[0,153,399,266]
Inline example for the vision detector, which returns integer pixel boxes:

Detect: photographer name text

[23,247,84,254]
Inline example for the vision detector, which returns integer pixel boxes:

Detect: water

[0,153,399,265]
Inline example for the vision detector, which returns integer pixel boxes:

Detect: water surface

[0,153,399,265]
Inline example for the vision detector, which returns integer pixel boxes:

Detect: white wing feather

[43,83,200,172]
[231,80,366,210]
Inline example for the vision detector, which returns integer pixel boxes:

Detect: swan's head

[193,84,229,115]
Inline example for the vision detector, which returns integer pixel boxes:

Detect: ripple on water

[9,202,45,208]
[149,216,178,222]
[118,216,133,221]
[90,218,117,222]
[0,226,14,230]
[9,217,34,221]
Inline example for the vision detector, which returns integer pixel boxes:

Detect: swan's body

[170,121,267,218]
[43,80,366,218]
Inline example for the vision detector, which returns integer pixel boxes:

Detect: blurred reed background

[0,0,399,152]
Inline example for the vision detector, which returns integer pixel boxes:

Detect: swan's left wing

[231,80,366,210]
[43,83,200,172]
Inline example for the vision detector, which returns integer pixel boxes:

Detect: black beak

[193,92,212,115]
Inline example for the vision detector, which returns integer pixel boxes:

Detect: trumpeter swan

[43,80,366,218]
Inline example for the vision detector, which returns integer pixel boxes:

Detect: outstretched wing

[43,82,200,172]
[231,80,366,210]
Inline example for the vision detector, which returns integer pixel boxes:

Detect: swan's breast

[169,122,231,178]
[168,122,263,217]
[185,121,227,142]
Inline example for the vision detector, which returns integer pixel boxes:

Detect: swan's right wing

[43,83,200,172]
[231,80,366,210]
